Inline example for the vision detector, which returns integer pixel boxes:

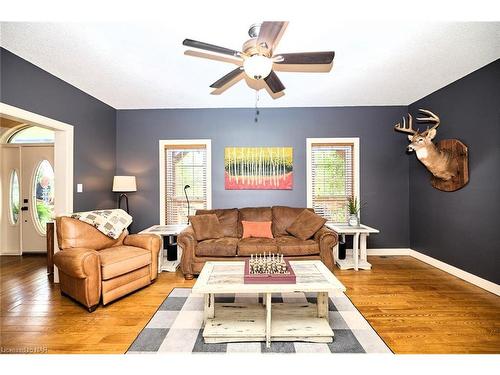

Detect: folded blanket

[70,209,132,239]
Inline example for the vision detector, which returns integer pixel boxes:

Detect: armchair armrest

[177,226,198,279]
[314,226,338,272]
[124,234,161,252]
[124,234,161,280]
[53,248,100,279]
[53,248,101,310]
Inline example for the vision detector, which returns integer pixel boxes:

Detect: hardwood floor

[1,254,499,354]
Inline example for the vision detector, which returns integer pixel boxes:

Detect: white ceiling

[1,20,499,109]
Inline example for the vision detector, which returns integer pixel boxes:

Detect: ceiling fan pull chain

[254,90,260,123]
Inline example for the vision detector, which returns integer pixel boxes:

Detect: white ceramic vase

[348,214,359,226]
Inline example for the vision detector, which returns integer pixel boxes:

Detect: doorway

[0,103,73,281]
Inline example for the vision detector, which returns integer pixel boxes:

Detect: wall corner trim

[363,248,500,296]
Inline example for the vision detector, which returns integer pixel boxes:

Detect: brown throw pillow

[286,209,326,240]
[188,214,223,241]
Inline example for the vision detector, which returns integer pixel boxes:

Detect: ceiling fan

[182,21,335,96]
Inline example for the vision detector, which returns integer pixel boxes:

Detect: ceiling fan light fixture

[243,55,273,80]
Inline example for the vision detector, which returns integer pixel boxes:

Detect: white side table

[140,224,188,272]
[325,223,379,271]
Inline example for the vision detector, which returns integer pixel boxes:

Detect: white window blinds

[310,142,355,223]
[165,144,208,224]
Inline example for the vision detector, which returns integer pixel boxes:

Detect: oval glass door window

[32,160,55,234]
[9,170,20,224]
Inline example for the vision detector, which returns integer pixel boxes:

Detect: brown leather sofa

[178,206,338,279]
[53,216,161,311]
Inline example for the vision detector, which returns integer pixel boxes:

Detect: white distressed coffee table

[192,260,346,348]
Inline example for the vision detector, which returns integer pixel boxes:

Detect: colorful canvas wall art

[224,147,293,190]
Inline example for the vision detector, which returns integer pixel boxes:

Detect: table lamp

[113,175,136,213]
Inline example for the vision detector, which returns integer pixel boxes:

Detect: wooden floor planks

[0,254,499,354]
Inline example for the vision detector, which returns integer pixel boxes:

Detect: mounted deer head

[395,109,457,181]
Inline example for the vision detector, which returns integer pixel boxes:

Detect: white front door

[1,144,55,254]
[20,145,55,252]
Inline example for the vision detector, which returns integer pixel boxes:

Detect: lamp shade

[112,176,137,192]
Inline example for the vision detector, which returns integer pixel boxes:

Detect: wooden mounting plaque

[244,259,296,284]
[431,139,469,192]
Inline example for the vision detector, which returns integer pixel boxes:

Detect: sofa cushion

[196,208,238,237]
[237,237,277,256]
[99,246,151,280]
[196,238,238,257]
[188,214,223,241]
[276,235,320,256]
[286,209,326,240]
[242,221,273,239]
[271,206,313,237]
[238,207,272,237]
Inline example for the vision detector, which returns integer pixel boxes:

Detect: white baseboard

[345,248,410,256]
[359,248,500,296]
[408,250,500,297]
[0,251,22,256]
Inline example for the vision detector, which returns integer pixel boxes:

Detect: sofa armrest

[177,226,198,279]
[53,248,100,279]
[313,226,338,272]
[124,234,161,280]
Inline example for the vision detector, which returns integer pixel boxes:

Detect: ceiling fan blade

[183,39,241,57]
[274,51,335,65]
[257,21,288,52]
[210,67,244,88]
[264,71,285,93]
[184,50,243,66]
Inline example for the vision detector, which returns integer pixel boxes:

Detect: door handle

[21,206,29,211]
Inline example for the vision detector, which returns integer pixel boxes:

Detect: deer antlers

[394,109,441,136]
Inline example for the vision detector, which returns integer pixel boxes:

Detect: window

[9,170,20,224]
[307,138,359,223]
[32,160,55,234]
[160,140,211,225]
[8,126,55,143]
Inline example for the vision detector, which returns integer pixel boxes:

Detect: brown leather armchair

[53,216,160,312]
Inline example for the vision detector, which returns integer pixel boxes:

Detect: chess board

[243,259,296,284]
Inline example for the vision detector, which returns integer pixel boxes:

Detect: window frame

[8,125,55,144]
[306,137,360,223]
[159,139,212,225]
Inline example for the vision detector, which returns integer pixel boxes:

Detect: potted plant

[347,197,363,226]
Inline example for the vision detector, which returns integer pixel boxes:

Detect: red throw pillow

[241,221,274,239]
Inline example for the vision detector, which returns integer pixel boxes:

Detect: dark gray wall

[116,106,410,247]
[1,48,116,211]
[409,59,500,284]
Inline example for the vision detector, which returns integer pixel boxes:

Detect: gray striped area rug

[127,288,391,354]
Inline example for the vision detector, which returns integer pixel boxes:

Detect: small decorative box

[243,258,296,284]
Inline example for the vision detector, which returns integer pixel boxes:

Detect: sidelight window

[9,170,20,224]
[32,160,55,234]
